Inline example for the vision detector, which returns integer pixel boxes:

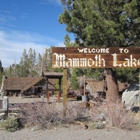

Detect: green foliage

[0,71,3,83]
[70,68,79,90]
[37,53,43,67]
[64,34,79,47]
[0,117,19,132]
[42,47,56,72]
[60,0,140,47]
[93,121,104,129]
[76,68,104,80]
[114,68,140,83]
[137,121,140,127]
[30,70,38,77]
[52,68,63,72]
[59,0,140,83]
[4,48,51,77]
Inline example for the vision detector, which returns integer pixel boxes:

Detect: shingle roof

[87,80,126,92]
[4,77,43,91]
[4,77,59,93]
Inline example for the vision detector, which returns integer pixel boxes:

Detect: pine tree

[28,48,34,71]
[59,0,140,102]
[70,68,79,90]
[0,60,3,83]
[37,53,43,68]
[20,49,29,77]
[59,0,140,47]
[28,48,37,77]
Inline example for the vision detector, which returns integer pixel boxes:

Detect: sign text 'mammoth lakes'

[52,47,140,68]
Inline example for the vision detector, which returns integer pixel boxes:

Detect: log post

[63,68,67,116]
[47,91,50,102]
[57,91,60,103]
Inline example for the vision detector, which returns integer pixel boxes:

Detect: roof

[86,79,126,92]
[43,72,63,78]
[4,77,44,92]
[87,80,104,92]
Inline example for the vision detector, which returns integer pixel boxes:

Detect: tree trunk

[104,69,119,103]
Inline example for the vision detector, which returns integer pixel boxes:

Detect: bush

[93,121,104,129]
[18,100,135,130]
[18,102,63,129]
[0,117,19,132]
[18,101,89,129]
[64,102,87,123]
[89,101,135,129]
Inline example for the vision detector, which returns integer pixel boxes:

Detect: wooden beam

[63,68,67,116]
[139,73,140,103]
[46,77,48,102]
[52,47,140,68]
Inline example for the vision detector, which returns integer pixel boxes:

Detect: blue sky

[0,0,71,67]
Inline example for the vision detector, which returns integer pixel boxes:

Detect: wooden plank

[52,54,140,60]
[63,68,67,116]
[52,47,140,54]
[52,47,140,68]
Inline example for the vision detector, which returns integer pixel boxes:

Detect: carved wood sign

[52,47,140,68]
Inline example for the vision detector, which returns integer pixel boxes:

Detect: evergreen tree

[14,64,22,77]
[42,49,47,72]
[114,68,139,83]
[37,53,43,68]
[46,48,52,70]
[33,49,37,65]
[8,66,14,77]
[64,34,78,47]
[42,47,53,72]
[4,49,43,77]
[28,48,37,76]
[20,49,29,77]
[70,68,79,90]
[28,48,34,69]
[59,0,140,47]
[0,60,3,73]
[59,0,140,81]
[59,0,140,102]
[35,53,43,76]
[0,60,3,83]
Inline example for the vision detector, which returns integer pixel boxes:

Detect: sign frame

[52,47,140,68]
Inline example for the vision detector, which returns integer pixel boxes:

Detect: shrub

[93,121,104,129]
[18,101,89,129]
[64,102,87,123]
[0,117,19,132]
[18,100,135,130]
[18,102,63,129]
[89,101,135,129]
[105,101,135,129]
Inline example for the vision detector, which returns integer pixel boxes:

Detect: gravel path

[0,125,140,140]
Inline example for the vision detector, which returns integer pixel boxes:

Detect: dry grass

[105,101,135,129]
[88,101,135,129]
[18,101,88,129]
[18,102,63,129]
[17,98,137,130]
[64,102,88,123]
[133,112,140,123]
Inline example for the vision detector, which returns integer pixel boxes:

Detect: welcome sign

[52,47,140,68]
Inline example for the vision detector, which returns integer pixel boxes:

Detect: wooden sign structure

[52,47,140,68]
[52,47,140,112]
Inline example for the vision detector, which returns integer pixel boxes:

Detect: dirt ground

[0,96,140,140]
[8,96,56,104]
[0,124,140,140]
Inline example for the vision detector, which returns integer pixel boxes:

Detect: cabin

[85,79,127,98]
[3,77,56,97]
